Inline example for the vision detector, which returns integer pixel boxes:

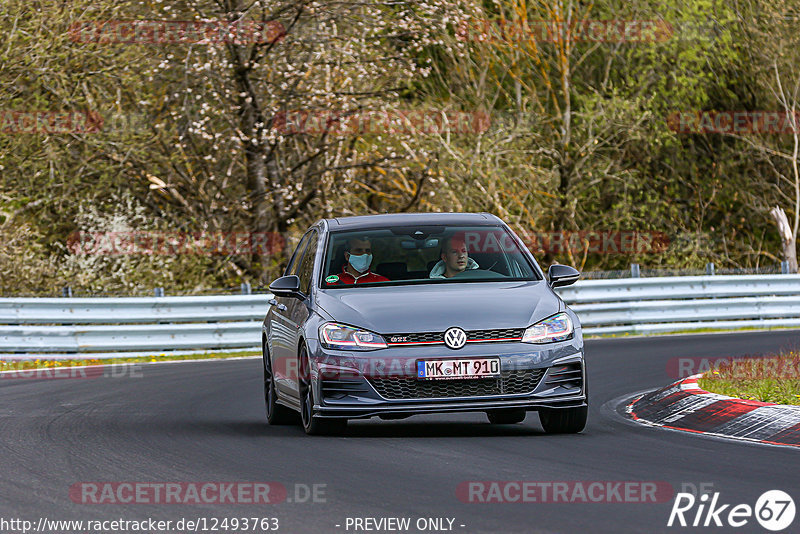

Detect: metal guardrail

[1,274,799,358]
[556,274,800,335]
[0,295,269,359]
[556,274,800,303]
[0,295,267,324]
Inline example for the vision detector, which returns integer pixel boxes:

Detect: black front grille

[386,332,442,344]
[368,369,545,399]
[467,328,524,341]
[385,328,524,346]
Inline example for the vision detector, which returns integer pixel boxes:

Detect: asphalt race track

[2,331,799,534]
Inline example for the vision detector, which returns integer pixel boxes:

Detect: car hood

[315,281,561,334]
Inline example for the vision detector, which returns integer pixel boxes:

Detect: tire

[538,406,588,434]
[486,409,527,424]
[298,347,347,436]
[263,339,296,425]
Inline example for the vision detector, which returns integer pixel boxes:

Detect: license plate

[417,358,500,380]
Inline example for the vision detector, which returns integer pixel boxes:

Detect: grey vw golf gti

[262,213,587,435]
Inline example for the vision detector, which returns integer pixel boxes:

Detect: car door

[270,231,312,395]
[283,228,318,398]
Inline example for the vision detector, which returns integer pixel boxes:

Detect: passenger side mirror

[269,275,303,299]
[548,264,580,288]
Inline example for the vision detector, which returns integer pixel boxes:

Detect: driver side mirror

[547,264,580,288]
[269,275,304,299]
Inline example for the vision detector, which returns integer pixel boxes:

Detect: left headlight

[319,322,387,350]
[522,312,573,344]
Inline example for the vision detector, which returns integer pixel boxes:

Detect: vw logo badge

[444,327,467,350]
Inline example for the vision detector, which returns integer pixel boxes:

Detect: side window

[297,231,318,294]
[285,232,312,276]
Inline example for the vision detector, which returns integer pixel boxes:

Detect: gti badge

[444,327,467,349]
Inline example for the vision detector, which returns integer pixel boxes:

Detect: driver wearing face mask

[335,237,390,284]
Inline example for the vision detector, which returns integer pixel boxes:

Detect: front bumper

[305,336,587,420]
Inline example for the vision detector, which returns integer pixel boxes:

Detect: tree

[1,0,454,287]
[727,0,800,272]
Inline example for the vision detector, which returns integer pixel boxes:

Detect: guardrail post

[61,286,72,298]
[241,282,252,295]
[630,263,640,278]
[705,262,715,275]
[781,260,790,274]
[154,287,164,297]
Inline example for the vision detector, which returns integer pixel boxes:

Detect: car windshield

[321,225,539,287]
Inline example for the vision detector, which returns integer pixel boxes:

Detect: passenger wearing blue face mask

[335,237,390,284]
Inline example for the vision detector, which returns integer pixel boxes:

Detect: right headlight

[319,322,387,350]
[522,312,573,343]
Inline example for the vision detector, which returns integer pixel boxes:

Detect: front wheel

[538,406,588,434]
[299,347,347,436]
[263,340,295,425]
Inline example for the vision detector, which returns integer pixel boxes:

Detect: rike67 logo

[668,490,795,531]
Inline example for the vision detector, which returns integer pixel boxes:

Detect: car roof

[323,212,502,231]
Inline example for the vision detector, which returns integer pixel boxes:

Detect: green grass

[697,352,800,405]
[0,349,260,371]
